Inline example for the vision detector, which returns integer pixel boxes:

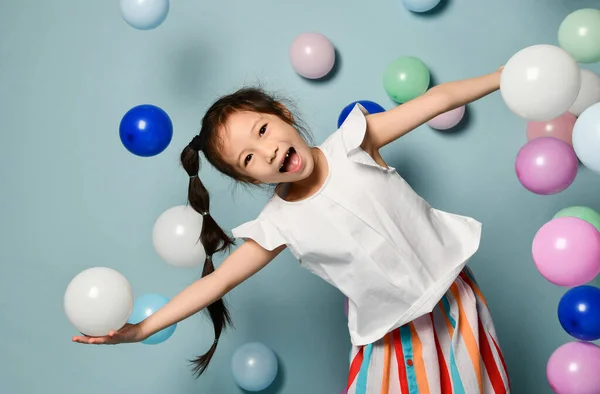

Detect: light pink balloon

[427,106,465,130]
[547,342,600,394]
[532,217,600,286]
[289,32,335,79]
[526,112,577,146]
[515,137,578,195]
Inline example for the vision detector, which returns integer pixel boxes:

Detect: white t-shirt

[231,103,482,346]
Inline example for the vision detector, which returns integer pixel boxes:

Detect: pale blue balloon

[573,102,600,176]
[231,343,278,392]
[402,0,441,13]
[127,293,176,345]
[120,0,169,30]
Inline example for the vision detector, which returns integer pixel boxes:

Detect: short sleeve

[231,216,287,251]
[338,103,396,172]
[339,103,369,156]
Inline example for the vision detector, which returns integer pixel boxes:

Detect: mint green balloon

[558,8,600,63]
[383,56,430,103]
[553,206,600,231]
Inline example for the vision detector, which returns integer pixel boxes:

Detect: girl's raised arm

[361,68,503,153]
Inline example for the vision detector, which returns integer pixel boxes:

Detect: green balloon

[553,206,600,231]
[558,8,600,64]
[383,56,430,103]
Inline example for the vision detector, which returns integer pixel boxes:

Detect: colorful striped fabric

[346,268,510,394]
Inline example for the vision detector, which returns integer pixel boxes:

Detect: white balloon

[500,45,581,121]
[152,205,206,268]
[120,0,169,30]
[573,103,600,175]
[569,69,600,117]
[64,267,134,337]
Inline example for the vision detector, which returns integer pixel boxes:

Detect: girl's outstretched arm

[72,239,285,345]
[362,68,502,152]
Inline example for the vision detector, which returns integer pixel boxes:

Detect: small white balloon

[569,69,600,117]
[64,267,134,337]
[573,103,600,175]
[500,44,581,121]
[152,205,206,268]
[120,0,169,30]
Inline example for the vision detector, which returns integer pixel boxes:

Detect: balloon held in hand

[64,267,134,337]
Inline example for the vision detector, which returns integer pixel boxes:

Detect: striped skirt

[346,268,510,394]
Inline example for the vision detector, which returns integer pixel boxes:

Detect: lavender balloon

[427,106,465,130]
[547,342,600,394]
[289,32,335,79]
[515,137,578,195]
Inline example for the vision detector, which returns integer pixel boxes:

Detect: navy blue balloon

[558,285,600,341]
[119,104,173,157]
[337,100,386,128]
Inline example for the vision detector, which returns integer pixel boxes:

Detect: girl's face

[220,110,315,184]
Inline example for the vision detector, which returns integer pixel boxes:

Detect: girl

[73,68,510,393]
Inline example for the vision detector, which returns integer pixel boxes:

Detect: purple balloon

[547,342,600,394]
[289,32,335,79]
[427,106,466,130]
[515,137,578,195]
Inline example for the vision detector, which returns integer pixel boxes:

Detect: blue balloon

[128,293,176,345]
[120,0,170,30]
[402,0,441,13]
[558,285,600,341]
[119,104,173,157]
[338,100,386,128]
[231,342,278,391]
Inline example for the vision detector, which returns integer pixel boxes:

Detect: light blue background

[2,0,600,393]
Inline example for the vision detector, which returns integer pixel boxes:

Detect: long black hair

[180,87,311,376]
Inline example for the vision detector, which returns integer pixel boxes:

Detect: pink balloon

[515,137,578,195]
[526,112,577,146]
[547,342,600,394]
[289,32,335,79]
[427,105,466,130]
[532,217,600,286]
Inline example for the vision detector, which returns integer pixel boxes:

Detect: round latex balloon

[547,342,600,394]
[532,217,600,286]
[152,205,206,268]
[128,293,176,344]
[120,0,169,30]
[231,343,278,392]
[558,285,600,341]
[402,0,441,13]
[289,32,336,79]
[119,104,173,157]
[526,112,576,146]
[64,267,134,337]
[558,8,600,63]
[338,100,385,127]
[427,106,466,130]
[573,103,600,175]
[383,56,430,103]
[500,45,580,121]
[514,137,578,195]
[569,69,600,117]
[553,206,600,232]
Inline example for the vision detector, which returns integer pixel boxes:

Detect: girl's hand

[72,323,146,345]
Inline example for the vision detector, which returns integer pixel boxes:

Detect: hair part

[179,86,312,377]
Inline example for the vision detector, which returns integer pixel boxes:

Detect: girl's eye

[244,154,253,166]
[259,124,267,136]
